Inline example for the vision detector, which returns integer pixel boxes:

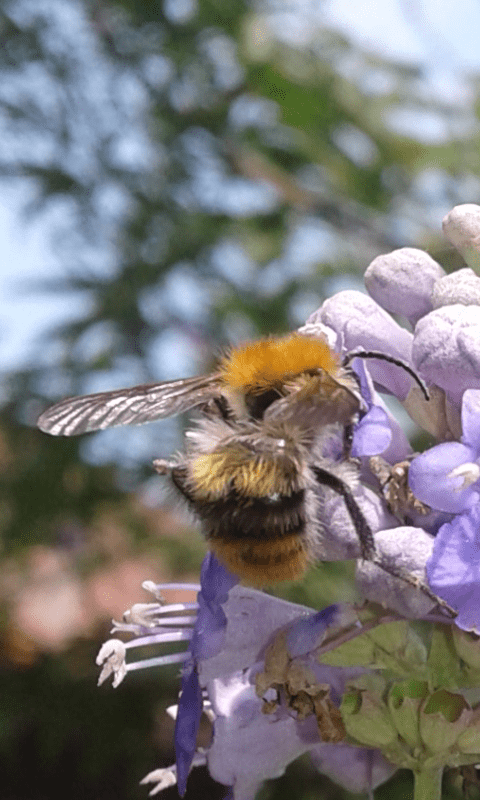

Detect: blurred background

[1,0,479,798]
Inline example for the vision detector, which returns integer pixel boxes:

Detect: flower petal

[199,587,312,684]
[309,744,397,794]
[175,660,203,796]
[409,442,480,513]
[352,404,392,457]
[192,553,238,661]
[427,505,480,633]
[461,388,480,449]
[207,673,320,794]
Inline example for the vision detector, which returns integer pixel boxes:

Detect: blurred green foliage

[0,0,479,797]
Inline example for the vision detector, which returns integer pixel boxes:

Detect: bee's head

[219,333,340,421]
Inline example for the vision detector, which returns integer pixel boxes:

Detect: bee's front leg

[153,458,194,504]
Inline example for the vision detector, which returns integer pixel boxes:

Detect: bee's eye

[245,388,282,419]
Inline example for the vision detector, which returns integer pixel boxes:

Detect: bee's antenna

[342,351,429,401]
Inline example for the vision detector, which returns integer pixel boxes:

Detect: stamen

[143,580,201,595]
[154,602,199,614]
[124,631,193,649]
[127,652,189,673]
[147,616,197,627]
[140,765,177,795]
[124,603,197,626]
[97,590,200,688]
[448,462,480,489]
[141,752,207,796]
[112,600,199,634]
[96,639,127,688]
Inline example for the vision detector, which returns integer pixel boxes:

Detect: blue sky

[325,0,480,69]
[0,183,78,372]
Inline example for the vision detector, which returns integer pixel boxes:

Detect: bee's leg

[198,395,235,421]
[152,458,175,476]
[312,467,375,561]
[213,395,235,421]
[153,459,197,507]
[312,466,456,618]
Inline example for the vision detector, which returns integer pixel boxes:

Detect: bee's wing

[264,371,362,427]
[37,373,223,436]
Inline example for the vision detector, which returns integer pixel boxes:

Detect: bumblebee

[37,332,427,588]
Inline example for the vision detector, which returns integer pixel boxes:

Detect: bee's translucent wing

[37,373,223,436]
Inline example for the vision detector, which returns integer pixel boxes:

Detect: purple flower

[301,305,413,464]
[176,554,238,794]
[205,666,396,799]
[309,746,397,794]
[427,503,480,633]
[349,359,393,457]
[202,599,396,799]
[175,660,203,796]
[97,556,239,796]
[192,552,239,661]
[97,566,400,798]
[95,204,480,798]
[409,389,480,514]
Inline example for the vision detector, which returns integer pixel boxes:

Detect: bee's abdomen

[171,465,312,585]
[209,533,310,585]
[197,490,306,537]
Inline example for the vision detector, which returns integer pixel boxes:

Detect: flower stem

[413,766,443,800]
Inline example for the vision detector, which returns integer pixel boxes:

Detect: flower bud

[457,708,480,754]
[388,679,428,748]
[432,268,480,309]
[419,690,471,753]
[341,676,398,748]
[452,626,480,670]
[364,247,444,325]
[442,204,480,273]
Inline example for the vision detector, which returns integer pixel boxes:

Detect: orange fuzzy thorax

[219,334,339,390]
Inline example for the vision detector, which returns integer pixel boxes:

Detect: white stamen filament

[127,651,188,673]
[448,461,480,489]
[124,630,193,649]
[154,602,199,614]
[113,599,199,634]
[143,581,200,594]
[124,602,198,624]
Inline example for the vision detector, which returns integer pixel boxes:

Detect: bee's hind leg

[312,466,456,619]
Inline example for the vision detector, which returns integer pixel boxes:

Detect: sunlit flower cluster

[97,205,480,799]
